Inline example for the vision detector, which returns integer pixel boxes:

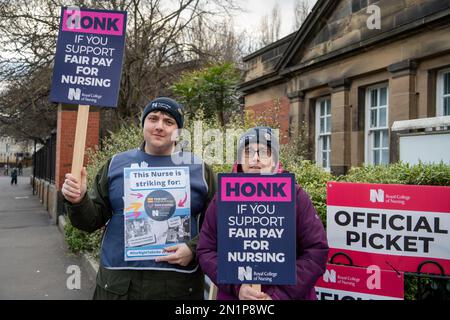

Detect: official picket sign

[315,264,404,300]
[50,7,127,107]
[217,173,296,285]
[327,182,450,275]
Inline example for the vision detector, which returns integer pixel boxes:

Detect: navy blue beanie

[237,126,279,162]
[141,97,184,128]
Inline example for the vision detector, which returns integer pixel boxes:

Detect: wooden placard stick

[71,104,90,182]
[251,284,261,292]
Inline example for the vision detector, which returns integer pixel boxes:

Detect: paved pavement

[0,175,95,299]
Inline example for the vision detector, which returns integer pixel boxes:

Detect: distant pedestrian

[18,162,23,176]
[11,167,18,185]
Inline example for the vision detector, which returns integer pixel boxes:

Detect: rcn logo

[238,266,252,281]
[68,88,81,101]
[370,189,384,203]
[323,269,336,283]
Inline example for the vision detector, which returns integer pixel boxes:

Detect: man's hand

[238,284,271,300]
[155,243,194,266]
[61,167,87,204]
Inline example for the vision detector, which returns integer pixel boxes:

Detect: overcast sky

[235,0,318,38]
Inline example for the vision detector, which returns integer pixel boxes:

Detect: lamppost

[32,139,36,195]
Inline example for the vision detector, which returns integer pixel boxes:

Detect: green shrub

[85,124,143,188]
[171,62,241,126]
[344,161,450,186]
[284,160,333,225]
[64,221,102,259]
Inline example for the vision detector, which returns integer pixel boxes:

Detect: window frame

[365,83,390,165]
[436,67,450,117]
[315,96,332,171]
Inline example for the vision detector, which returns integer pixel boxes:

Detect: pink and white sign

[62,8,126,36]
[327,182,450,275]
[220,176,292,202]
[315,264,404,300]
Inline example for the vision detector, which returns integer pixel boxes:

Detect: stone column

[387,59,417,163]
[287,90,305,138]
[329,79,352,175]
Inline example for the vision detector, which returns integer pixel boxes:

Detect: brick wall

[55,105,100,191]
[246,97,290,144]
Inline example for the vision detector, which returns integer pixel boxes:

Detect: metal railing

[33,130,56,183]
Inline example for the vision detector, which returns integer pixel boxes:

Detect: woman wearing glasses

[197,126,329,300]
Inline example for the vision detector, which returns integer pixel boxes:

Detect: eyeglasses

[243,147,272,159]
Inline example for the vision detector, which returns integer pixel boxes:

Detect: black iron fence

[33,130,56,183]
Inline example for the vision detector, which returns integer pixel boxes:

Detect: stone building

[0,136,34,166]
[239,0,450,174]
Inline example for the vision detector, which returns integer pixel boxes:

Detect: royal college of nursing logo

[238,266,252,281]
[68,88,81,100]
[370,189,385,203]
[369,188,411,205]
[323,269,337,283]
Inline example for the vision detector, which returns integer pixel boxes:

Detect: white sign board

[399,133,450,165]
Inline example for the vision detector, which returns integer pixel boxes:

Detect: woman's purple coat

[197,174,329,300]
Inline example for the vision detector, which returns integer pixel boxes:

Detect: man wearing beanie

[61,97,216,299]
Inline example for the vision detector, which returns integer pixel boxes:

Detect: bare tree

[271,4,281,43]
[0,0,242,141]
[0,67,55,143]
[182,14,248,65]
[258,3,281,47]
[293,0,310,31]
